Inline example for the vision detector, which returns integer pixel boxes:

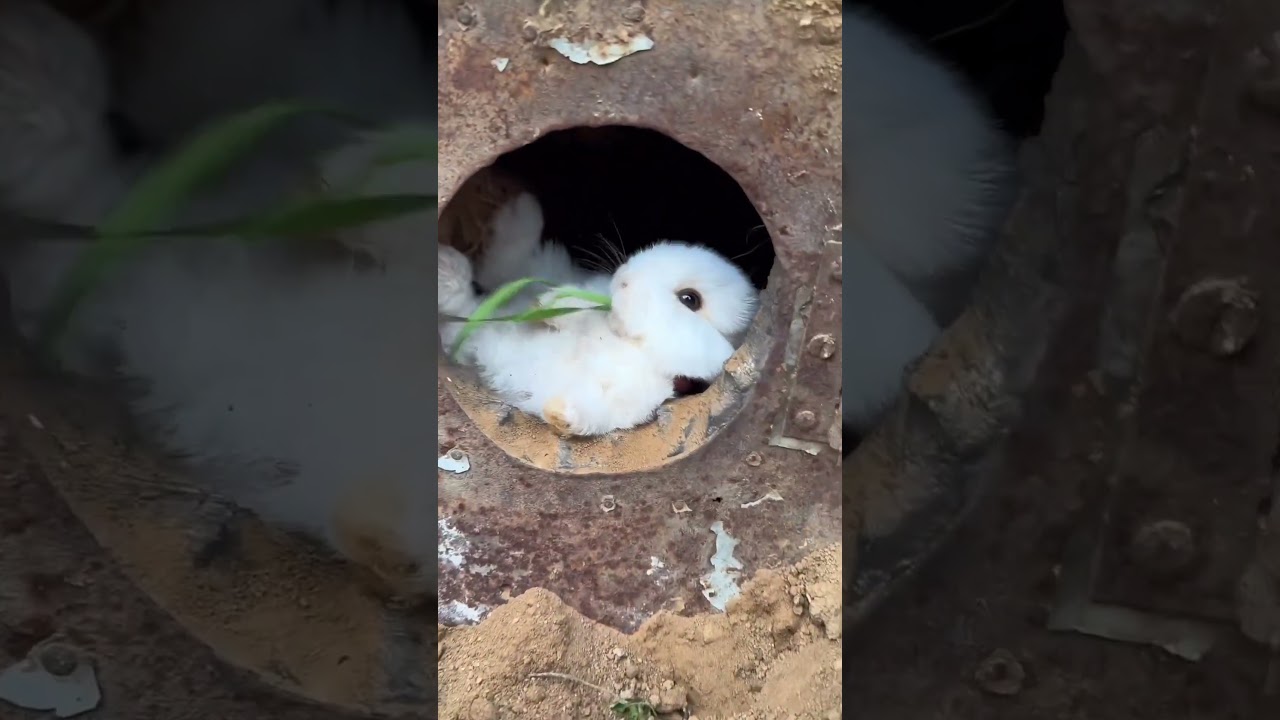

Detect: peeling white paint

[0,648,100,718]
[491,57,509,72]
[438,450,470,474]
[741,489,785,509]
[646,556,665,576]
[439,599,489,625]
[547,34,654,66]
[700,521,744,611]
[437,517,469,569]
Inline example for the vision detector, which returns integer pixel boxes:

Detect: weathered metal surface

[0,344,435,718]
[0,392,398,720]
[771,240,843,451]
[965,0,1280,677]
[437,0,841,630]
[1089,0,1280,622]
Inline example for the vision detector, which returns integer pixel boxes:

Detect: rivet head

[744,452,763,467]
[806,334,837,360]
[448,448,465,461]
[974,649,1025,696]
[1169,276,1258,356]
[830,258,842,283]
[456,4,475,27]
[1130,519,1197,579]
[38,644,79,676]
[521,22,539,42]
[622,3,645,22]
[792,410,818,429]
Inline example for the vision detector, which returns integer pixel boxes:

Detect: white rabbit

[439,193,759,437]
[840,8,1017,434]
[0,0,438,598]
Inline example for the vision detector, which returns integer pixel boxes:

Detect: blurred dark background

[848,0,1069,139]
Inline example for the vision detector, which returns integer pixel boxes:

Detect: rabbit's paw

[330,478,434,603]
[542,396,586,437]
[438,244,475,316]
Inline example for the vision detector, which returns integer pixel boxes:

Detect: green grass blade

[447,277,553,360]
[38,100,342,350]
[212,193,436,239]
[103,101,335,237]
[544,287,612,308]
[439,306,604,324]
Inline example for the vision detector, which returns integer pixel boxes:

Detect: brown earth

[437,544,842,720]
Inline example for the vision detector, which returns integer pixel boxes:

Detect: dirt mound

[437,543,842,720]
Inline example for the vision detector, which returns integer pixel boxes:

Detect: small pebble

[467,697,499,720]
[655,684,689,713]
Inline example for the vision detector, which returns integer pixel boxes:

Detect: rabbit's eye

[677,289,702,311]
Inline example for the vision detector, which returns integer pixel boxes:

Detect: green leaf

[444,279,614,360]
[544,287,612,308]
[609,699,656,719]
[38,100,345,351]
[448,277,553,360]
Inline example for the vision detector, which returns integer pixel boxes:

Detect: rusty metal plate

[0,345,434,718]
[437,0,842,631]
[772,240,843,450]
[0,437,379,720]
[1089,3,1280,622]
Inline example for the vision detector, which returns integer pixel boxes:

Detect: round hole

[438,125,776,475]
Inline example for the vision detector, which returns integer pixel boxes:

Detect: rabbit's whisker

[729,225,768,262]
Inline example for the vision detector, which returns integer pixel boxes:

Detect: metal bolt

[974,649,1025,696]
[792,410,818,430]
[520,22,539,42]
[38,643,78,676]
[806,334,837,360]
[830,258,842,283]
[744,451,763,467]
[1130,519,1197,579]
[456,4,475,27]
[448,448,465,461]
[1169,276,1259,357]
[622,3,645,22]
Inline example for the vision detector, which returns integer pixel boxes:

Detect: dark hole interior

[848,0,1068,139]
[490,126,776,292]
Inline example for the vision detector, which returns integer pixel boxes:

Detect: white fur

[0,0,130,224]
[840,8,1015,431]
[440,193,758,437]
[0,0,437,594]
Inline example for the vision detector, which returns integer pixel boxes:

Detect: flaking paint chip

[546,33,654,66]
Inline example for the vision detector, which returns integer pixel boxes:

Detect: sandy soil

[437,544,842,720]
